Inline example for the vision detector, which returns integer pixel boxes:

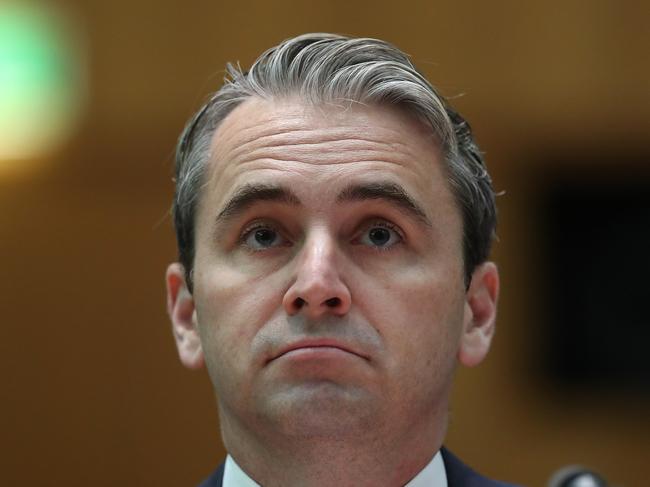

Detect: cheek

[192,263,285,386]
[370,275,464,409]
[359,263,466,368]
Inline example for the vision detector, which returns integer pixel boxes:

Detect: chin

[256,381,381,439]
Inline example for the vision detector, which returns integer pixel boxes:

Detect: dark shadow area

[533,150,650,395]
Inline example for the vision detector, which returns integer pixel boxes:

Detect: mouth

[269,339,370,363]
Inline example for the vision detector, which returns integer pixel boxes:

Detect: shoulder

[196,462,224,487]
[442,448,524,487]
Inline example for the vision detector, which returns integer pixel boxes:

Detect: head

[172,33,496,292]
[166,33,500,476]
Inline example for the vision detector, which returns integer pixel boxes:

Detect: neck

[218,402,448,487]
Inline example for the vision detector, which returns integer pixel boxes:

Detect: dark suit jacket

[197,447,521,486]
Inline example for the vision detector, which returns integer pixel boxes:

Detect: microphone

[548,466,609,487]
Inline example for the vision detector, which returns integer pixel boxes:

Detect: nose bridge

[282,225,351,318]
[301,226,337,280]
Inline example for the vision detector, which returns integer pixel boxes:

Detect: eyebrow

[337,182,431,226]
[215,183,301,224]
[214,181,430,227]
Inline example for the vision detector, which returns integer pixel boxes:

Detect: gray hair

[173,33,497,290]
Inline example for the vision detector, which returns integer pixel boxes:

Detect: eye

[241,224,288,250]
[356,222,403,249]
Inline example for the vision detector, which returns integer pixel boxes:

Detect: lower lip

[277,346,361,361]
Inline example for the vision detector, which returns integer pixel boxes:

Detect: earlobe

[458,262,500,368]
[166,263,204,370]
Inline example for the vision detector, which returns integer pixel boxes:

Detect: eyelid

[238,220,291,250]
[354,218,406,246]
[234,217,405,249]
[239,220,274,238]
[363,218,404,237]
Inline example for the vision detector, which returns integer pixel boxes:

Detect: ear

[458,261,500,367]
[166,263,204,370]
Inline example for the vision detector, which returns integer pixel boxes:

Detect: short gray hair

[173,33,497,290]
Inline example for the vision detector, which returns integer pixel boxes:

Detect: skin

[166,97,499,487]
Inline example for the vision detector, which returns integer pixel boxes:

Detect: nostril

[324,297,341,308]
[294,297,306,309]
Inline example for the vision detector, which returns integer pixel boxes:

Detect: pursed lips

[268,338,371,363]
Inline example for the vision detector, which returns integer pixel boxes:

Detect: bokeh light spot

[0,2,86,165]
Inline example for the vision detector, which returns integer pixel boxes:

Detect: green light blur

[0,2,85,162]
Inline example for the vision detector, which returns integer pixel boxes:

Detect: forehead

[201,96,457,216]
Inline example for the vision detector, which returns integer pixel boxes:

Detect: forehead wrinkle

[227,127,408,163]
[235,150,411,168]
[229,132,418,169]
[210,97,440,177]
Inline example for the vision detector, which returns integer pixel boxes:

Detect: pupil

[369,227,390,245]
[255,229,275,245]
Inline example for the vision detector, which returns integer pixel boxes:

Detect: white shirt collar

[406,450,447,487]
[223,450,447,487]
[223,455,260,487]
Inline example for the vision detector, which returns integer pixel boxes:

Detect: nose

[282,229,352,319]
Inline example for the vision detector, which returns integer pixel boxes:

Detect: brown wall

[2,0,648,485]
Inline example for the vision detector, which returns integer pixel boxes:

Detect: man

[166,33,517,486]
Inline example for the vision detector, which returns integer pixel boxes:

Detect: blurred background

[1,0,648,485]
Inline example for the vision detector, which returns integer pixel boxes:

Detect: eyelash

[238,221,287,250]
[236,219,405,250]
[355,220,405,249]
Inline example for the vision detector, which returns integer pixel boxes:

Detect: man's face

[167,97,496,447]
